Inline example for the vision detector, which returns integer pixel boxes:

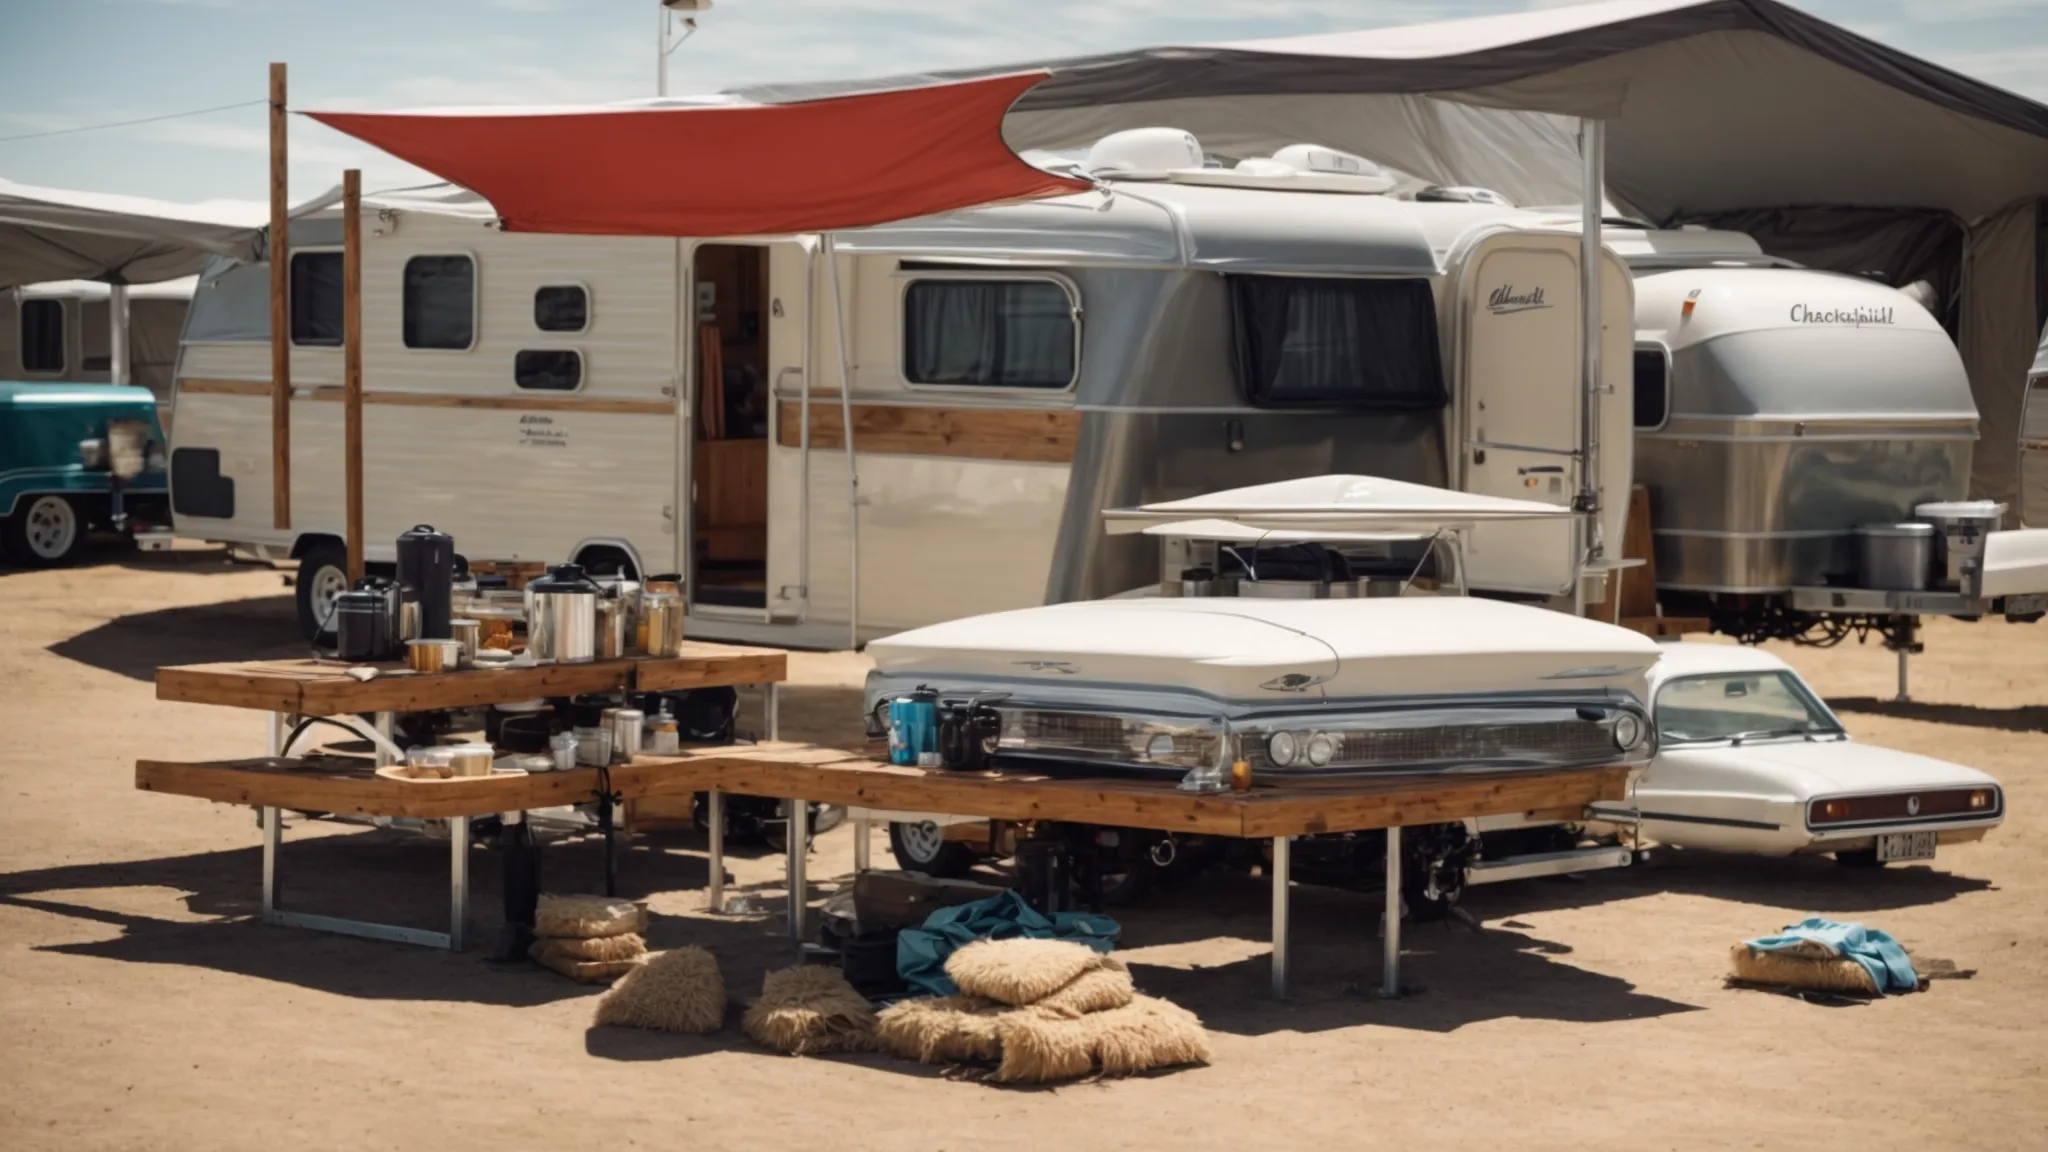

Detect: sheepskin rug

[1030,963,1136,1018]
[1727,943,1881,996]
[944,938,1118,1006]
[742,965,881,1056]
[592,946,727,1033]
[993,995,1212,1083]
[535,894,647,940]
[875,994,1007,1064]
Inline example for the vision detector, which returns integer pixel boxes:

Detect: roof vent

[1083,128,1205,179]
[1166,143,1396,194]
[1414,185,1513,206]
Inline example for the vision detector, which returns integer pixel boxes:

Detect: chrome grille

[1249,718,1617,773]
[1005,710,1127,755]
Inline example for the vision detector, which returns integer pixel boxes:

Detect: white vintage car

[1616,641,2004,865]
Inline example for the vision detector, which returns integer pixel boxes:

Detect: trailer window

[289,252,343,346]
[20,299,64,372]
[903,279,1076,389]
[534,285,588,333]
[403,255,476,350]
[1230,276,1445,410]
[1634,347,1669,429]
[515,349,582,391]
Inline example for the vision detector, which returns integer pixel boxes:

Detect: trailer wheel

[888,820,977,878]
[295,540,351,641]
[2,495,84,567]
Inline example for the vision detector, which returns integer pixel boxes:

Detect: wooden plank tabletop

[137,741,1630,837]
[155,645,787,715]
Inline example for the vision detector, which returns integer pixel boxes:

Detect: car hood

[1654,738,1997,796]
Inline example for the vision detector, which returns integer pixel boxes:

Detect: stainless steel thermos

[526,563,600,664]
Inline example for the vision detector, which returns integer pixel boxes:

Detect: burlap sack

[529,939,642,985]
[1727,943,1881,995]
[548,933,648,963]
[535,894,647,940]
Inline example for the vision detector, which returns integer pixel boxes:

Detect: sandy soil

[2,541,2045,1151]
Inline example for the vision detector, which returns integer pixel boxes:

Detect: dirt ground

[2,541,2045,1151]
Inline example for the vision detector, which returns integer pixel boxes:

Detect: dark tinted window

[403,255,475,350]
[1230,276,1445,410]
[903,279,1074,389]
[20,299,64,372]
[1634,347,1669,429]
[534,285,588,332]
[515,349,581,391]
[289,251,343,346]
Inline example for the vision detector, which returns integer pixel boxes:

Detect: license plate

[1876,831,1938,862]
[2006,593,2046,615]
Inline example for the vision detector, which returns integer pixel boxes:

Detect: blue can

[888,686,942,767]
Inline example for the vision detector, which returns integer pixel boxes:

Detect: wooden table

[146,646,786,950]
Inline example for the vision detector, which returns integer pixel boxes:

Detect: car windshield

[1655,671,1843,745]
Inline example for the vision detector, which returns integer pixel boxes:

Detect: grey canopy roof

[732,0,2048,222]
[0,176,265,289]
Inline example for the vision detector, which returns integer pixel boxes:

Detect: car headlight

[1305,732,1336,768]
[1612,713,1643,750]
[1267,730,1299,767]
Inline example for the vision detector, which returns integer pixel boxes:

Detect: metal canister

[525,563,599,664]
[611,708,644,763]
[449,618,481,667]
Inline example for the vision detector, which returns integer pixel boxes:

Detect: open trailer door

[1452,232,1585,596]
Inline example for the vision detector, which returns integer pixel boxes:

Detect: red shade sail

[306,72,1089,238]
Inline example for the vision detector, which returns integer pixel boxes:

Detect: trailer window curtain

[903,279,1075,389]
[289,252,343,347]
[19,299,64,373]
[1230,276,1445,410]
[403,255,476,350]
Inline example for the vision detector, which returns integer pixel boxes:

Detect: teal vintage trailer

[0,381,167,566]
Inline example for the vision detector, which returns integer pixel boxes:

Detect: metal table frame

[251,680,782,952]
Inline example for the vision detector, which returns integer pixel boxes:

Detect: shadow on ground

[1828,695,2048,733]
[48,593,302,680]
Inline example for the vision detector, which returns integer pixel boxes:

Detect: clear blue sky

[2,0,2045,206]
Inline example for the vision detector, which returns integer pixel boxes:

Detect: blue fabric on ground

[1745,916,1918,994]
[896,890,1120,996]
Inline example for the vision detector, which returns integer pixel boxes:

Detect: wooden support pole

[268,62,291,531]
[342,169,364,583]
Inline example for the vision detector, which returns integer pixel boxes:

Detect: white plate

[1876,830,1938,862]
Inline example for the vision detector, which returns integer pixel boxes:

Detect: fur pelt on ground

[591,946,726,1033]
[742,965,880,1056]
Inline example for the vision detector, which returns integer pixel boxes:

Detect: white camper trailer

[3,278,195,420]
[167,135,1635,645]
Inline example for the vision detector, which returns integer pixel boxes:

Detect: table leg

[1270,835,1291,1000]
[853,814,871,874]
[706,788,726,914]
[765,682,781,742]
[262,804,282,918]
[373,711,397,766]
[266,710,287,757]
[786,797,808,951]
[1382,825,1403,999]
[1895,644,1911,703]
[449,814,470,951]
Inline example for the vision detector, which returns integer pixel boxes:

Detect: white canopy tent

[1103,474,1574,536]
[0,177,263,387]
[735,0,2048,521]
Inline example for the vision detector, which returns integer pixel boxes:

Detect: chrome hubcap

[896,820,946,862]
[310,563,350,629]
[23,497,76,558]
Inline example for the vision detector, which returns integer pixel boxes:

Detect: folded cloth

[897,890,1119,997]
[1744,917,1918,994]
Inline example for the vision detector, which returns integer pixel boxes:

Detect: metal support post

[1382,826,1404,999]
[765,681,780,742]
[786,797,808,950]
[1896,646,1911,703]
[261,804,282,917]
[449,814,470,951]
[853,814,871,873]
[1270,835,1291,1000]
[706,788,726,913]
[373,711,397,766]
